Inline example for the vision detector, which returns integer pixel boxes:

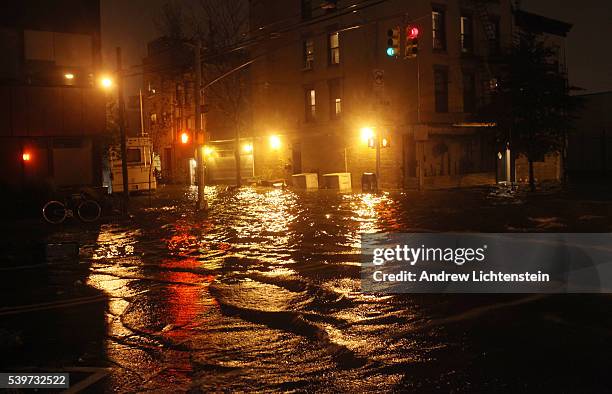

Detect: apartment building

[249,0,520,189]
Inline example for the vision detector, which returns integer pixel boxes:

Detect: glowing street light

[360,127,374,143]
[242,143,253,153]
[203,146,214,157]
[64,73,74,80]
[269,135,281,150]
[180,132,190,144]
[99,76,113,89]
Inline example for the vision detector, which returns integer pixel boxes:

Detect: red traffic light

[407,26,419,40]
[22,152,31,162]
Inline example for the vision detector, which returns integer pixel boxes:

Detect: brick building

[248,0,570,189]
[142,37,243,184]
[0,0,107,191]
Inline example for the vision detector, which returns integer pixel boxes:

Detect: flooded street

[2,185,612,392]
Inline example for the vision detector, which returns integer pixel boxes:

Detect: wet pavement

[2,184,612,392]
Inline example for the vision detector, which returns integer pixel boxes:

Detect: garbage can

[362,172,377,192]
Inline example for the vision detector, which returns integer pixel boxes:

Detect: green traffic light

[386,47,395,56]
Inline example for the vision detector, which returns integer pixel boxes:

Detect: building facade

[249,0,518,189]
[0,0,107,192]
[142,37,246,184]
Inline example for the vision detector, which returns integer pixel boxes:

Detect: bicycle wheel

[77,199,101,222]
[42,200,67,224]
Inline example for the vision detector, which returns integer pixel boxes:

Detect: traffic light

[386,26,400,57]
[382,137,390,148]
[405,25,419,58]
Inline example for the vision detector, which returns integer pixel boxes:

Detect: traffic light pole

[375,128,381,192]
[116,47,129,215]
[194,40,207,212]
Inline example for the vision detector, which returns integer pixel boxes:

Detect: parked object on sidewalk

[291,173,319,189]
[322,173,352,191]
[106,137,157,193]
[361,172,377,192]
[42,193,101,224]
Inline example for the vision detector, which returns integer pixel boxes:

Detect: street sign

[373,69,384,95]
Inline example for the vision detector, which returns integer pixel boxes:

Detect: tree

[482,31,581,191]
[156,0,251,187]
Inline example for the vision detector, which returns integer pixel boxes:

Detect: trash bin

[362,172,377,192]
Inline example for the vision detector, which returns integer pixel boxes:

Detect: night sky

[101,0,612,95]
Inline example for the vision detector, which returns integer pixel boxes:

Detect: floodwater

[3,185,612,392]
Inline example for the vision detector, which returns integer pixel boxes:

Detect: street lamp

[269,135,281,150]
[242,143,253,153]
[99,76,113,89]
[64,73,74,80]
[360,127,374,143]
[203,146,214,157]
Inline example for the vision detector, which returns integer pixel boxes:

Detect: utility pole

[375,128,381,192]
[194,39,207,211]
[116,47,129,215]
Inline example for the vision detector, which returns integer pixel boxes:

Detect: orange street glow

[242,143,253,153]
[100,76,113,89]
[269,135,281,150]
[360,127,374,142]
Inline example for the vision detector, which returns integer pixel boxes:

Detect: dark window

[463,72,476,113]
[460,15,473,53]
[328,32,340,65]
[432,9,446,50]
[301,0,312,20]
[126,148,142,163]
[491,19,501,54]
[305,88,316,121]
[328,79,342,119]
[303,38,314,69]
[434,67,449,113]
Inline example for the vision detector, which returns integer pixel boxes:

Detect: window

[328,32,340,65]
[491,19,501,54]
[432,9,446,50]
[301,0,312,20]
[126,148,142,163]
[329,79,342,118]
[434,67,448,113]
[305,88,316,121]
[303,38,314,69]
[463,72,476,113]
[460,15,473,53]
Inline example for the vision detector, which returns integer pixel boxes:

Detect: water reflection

[84,186,430,391]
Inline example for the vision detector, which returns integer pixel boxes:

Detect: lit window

[432,9,446,50]
[305,88,316,121]
[329,32,340,65]
[303,38,314,69]
[460,16,473,53]
[329,79,342,119]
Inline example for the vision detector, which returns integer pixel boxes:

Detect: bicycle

[42,193,102,224]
